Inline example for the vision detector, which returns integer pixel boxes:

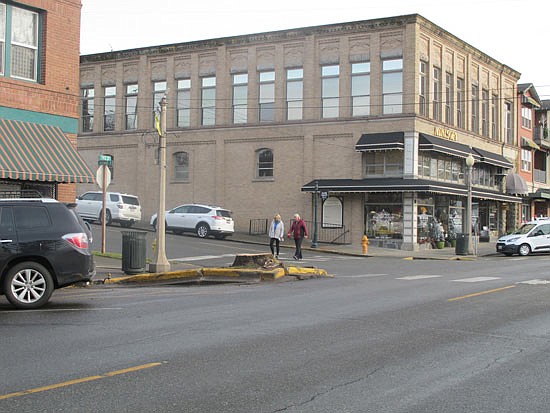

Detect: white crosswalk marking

[397,275,442,280]
[452,277,500,283]
[517,279,550,285]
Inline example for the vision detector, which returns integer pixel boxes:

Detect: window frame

[321,64,340,118]
[456,77,465,129]
[103,86,116,132]
[259,71,275,122]
[81,87,94,133]
[255,148,274,179]
[232,73,248,124]
[201,76,216,126]
[432,67,441,121]
[445,72,454,125]
[471,84,479,134]
[176,78,191,128]
[419,61,428,116]
[124,83,139,130]
[173,151,189,182]
[382,58,403,115]
[351,62,370,117]
[286,68,303,121]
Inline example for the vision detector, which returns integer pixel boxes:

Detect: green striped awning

[0,118,94,183]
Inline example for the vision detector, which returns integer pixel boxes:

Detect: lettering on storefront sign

[434,127,458,142]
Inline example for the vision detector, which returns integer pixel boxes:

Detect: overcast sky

[80,0,550,99]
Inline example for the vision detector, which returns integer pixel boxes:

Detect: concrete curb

[101,265,328,285]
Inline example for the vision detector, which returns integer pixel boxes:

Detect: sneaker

[275,255,279,259]
[293,255,298,260]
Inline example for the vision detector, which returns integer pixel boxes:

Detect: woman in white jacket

[268,214,285,258]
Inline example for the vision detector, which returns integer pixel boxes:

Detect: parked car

[496,217,550,256]
[0,198,95,309]
[150,203,234,239]
[75,191,141,227]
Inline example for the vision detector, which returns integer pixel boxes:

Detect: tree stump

[232,253,279,269]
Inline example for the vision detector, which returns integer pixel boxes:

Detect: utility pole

[149,96,171,273]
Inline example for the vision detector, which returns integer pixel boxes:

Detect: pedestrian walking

[268,214,285,258]
[287,213,308,260]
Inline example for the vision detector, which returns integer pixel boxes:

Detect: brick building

[0,0,93,201]
[78,14,525,250]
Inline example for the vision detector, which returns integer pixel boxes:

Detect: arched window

[256,148,273,178]
[173,151,189,181]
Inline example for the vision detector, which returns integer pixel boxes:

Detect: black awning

[472,147,513,169]
[355,132,404,151]
[302,178,522,203]
[419,133,479,160]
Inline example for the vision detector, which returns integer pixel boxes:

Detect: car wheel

[196,223,210,238]
[3,262,55,309]
[100,209,112,225]
[518,243,531,256]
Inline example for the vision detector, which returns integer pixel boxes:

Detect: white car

[496,218,550,256]
[76,191,142,227]
[150,203,234,239]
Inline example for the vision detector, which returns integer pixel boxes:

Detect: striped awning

[0,119,94,183]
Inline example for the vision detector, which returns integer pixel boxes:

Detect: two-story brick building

[0,0,93,201]
[77,14,525,250]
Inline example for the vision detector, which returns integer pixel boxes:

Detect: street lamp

[311,180,319,248]
[465,153,475,255]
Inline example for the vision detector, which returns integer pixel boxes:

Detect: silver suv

[75,191,141,227]
[150,203,234,239]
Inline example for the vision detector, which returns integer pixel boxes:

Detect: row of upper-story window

[418,61,516,146]
[0,2,40,82]
[364,150,500,189]
[80,59,405,133]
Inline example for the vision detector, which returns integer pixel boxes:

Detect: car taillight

[63,233,89,250]
[212,215,227,220]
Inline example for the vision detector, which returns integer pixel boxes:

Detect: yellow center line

[0,362,163,401]
[448,285,516,302]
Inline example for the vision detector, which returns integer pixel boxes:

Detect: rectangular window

[382,59,403,114]
[322,65,339,118]
[201,76,216,126]
[125,84,138,130]
[471,84,479,133]
[521,148,532,171]
[259,71,275,122]
[351,62,370,117]
[81,87,94,133]
[232,73,248,124]
[176,79,191,128]
[491,94,498,140]
[9,5,38,81]
[103,86,116,132]
[1,3,40,81]
[521,106,533,129]
[153,81,167,125]
[419,61,427,116]
[432,67,441,120]
[286,68,303,120]
[445,72,454,124]
[505,101,514,144]
[456,78,465,129]
[481,89,489,137]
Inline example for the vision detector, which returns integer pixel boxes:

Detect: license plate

[497,245,502,250]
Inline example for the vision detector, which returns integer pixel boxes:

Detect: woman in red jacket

[287,213,308,260]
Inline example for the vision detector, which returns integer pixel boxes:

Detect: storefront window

[365,193,403,239]
[418,196,464,245]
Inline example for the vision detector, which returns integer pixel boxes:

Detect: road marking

[172,254,234,262]
[0,362,163,400]
[397,275,443,280]
[517,279,550,285]
[451,276,500,283]
[448,285,516,302]
[337,274,388,278]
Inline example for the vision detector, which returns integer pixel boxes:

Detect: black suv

[0,198,95,309]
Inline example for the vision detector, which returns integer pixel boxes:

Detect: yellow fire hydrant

[361,234,369,255]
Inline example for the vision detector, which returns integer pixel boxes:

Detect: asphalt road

[2,230,550,412]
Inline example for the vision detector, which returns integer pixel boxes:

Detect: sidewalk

[92,228,497,282]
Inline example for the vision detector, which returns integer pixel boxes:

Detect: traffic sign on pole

[96,166,111,189]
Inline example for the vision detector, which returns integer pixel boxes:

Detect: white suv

[76,191,142,227]
[496,218,550,256]
[150,203,234,239]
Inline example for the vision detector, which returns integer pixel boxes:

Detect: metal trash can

[455,233,469,255]
[121,231,147,274]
